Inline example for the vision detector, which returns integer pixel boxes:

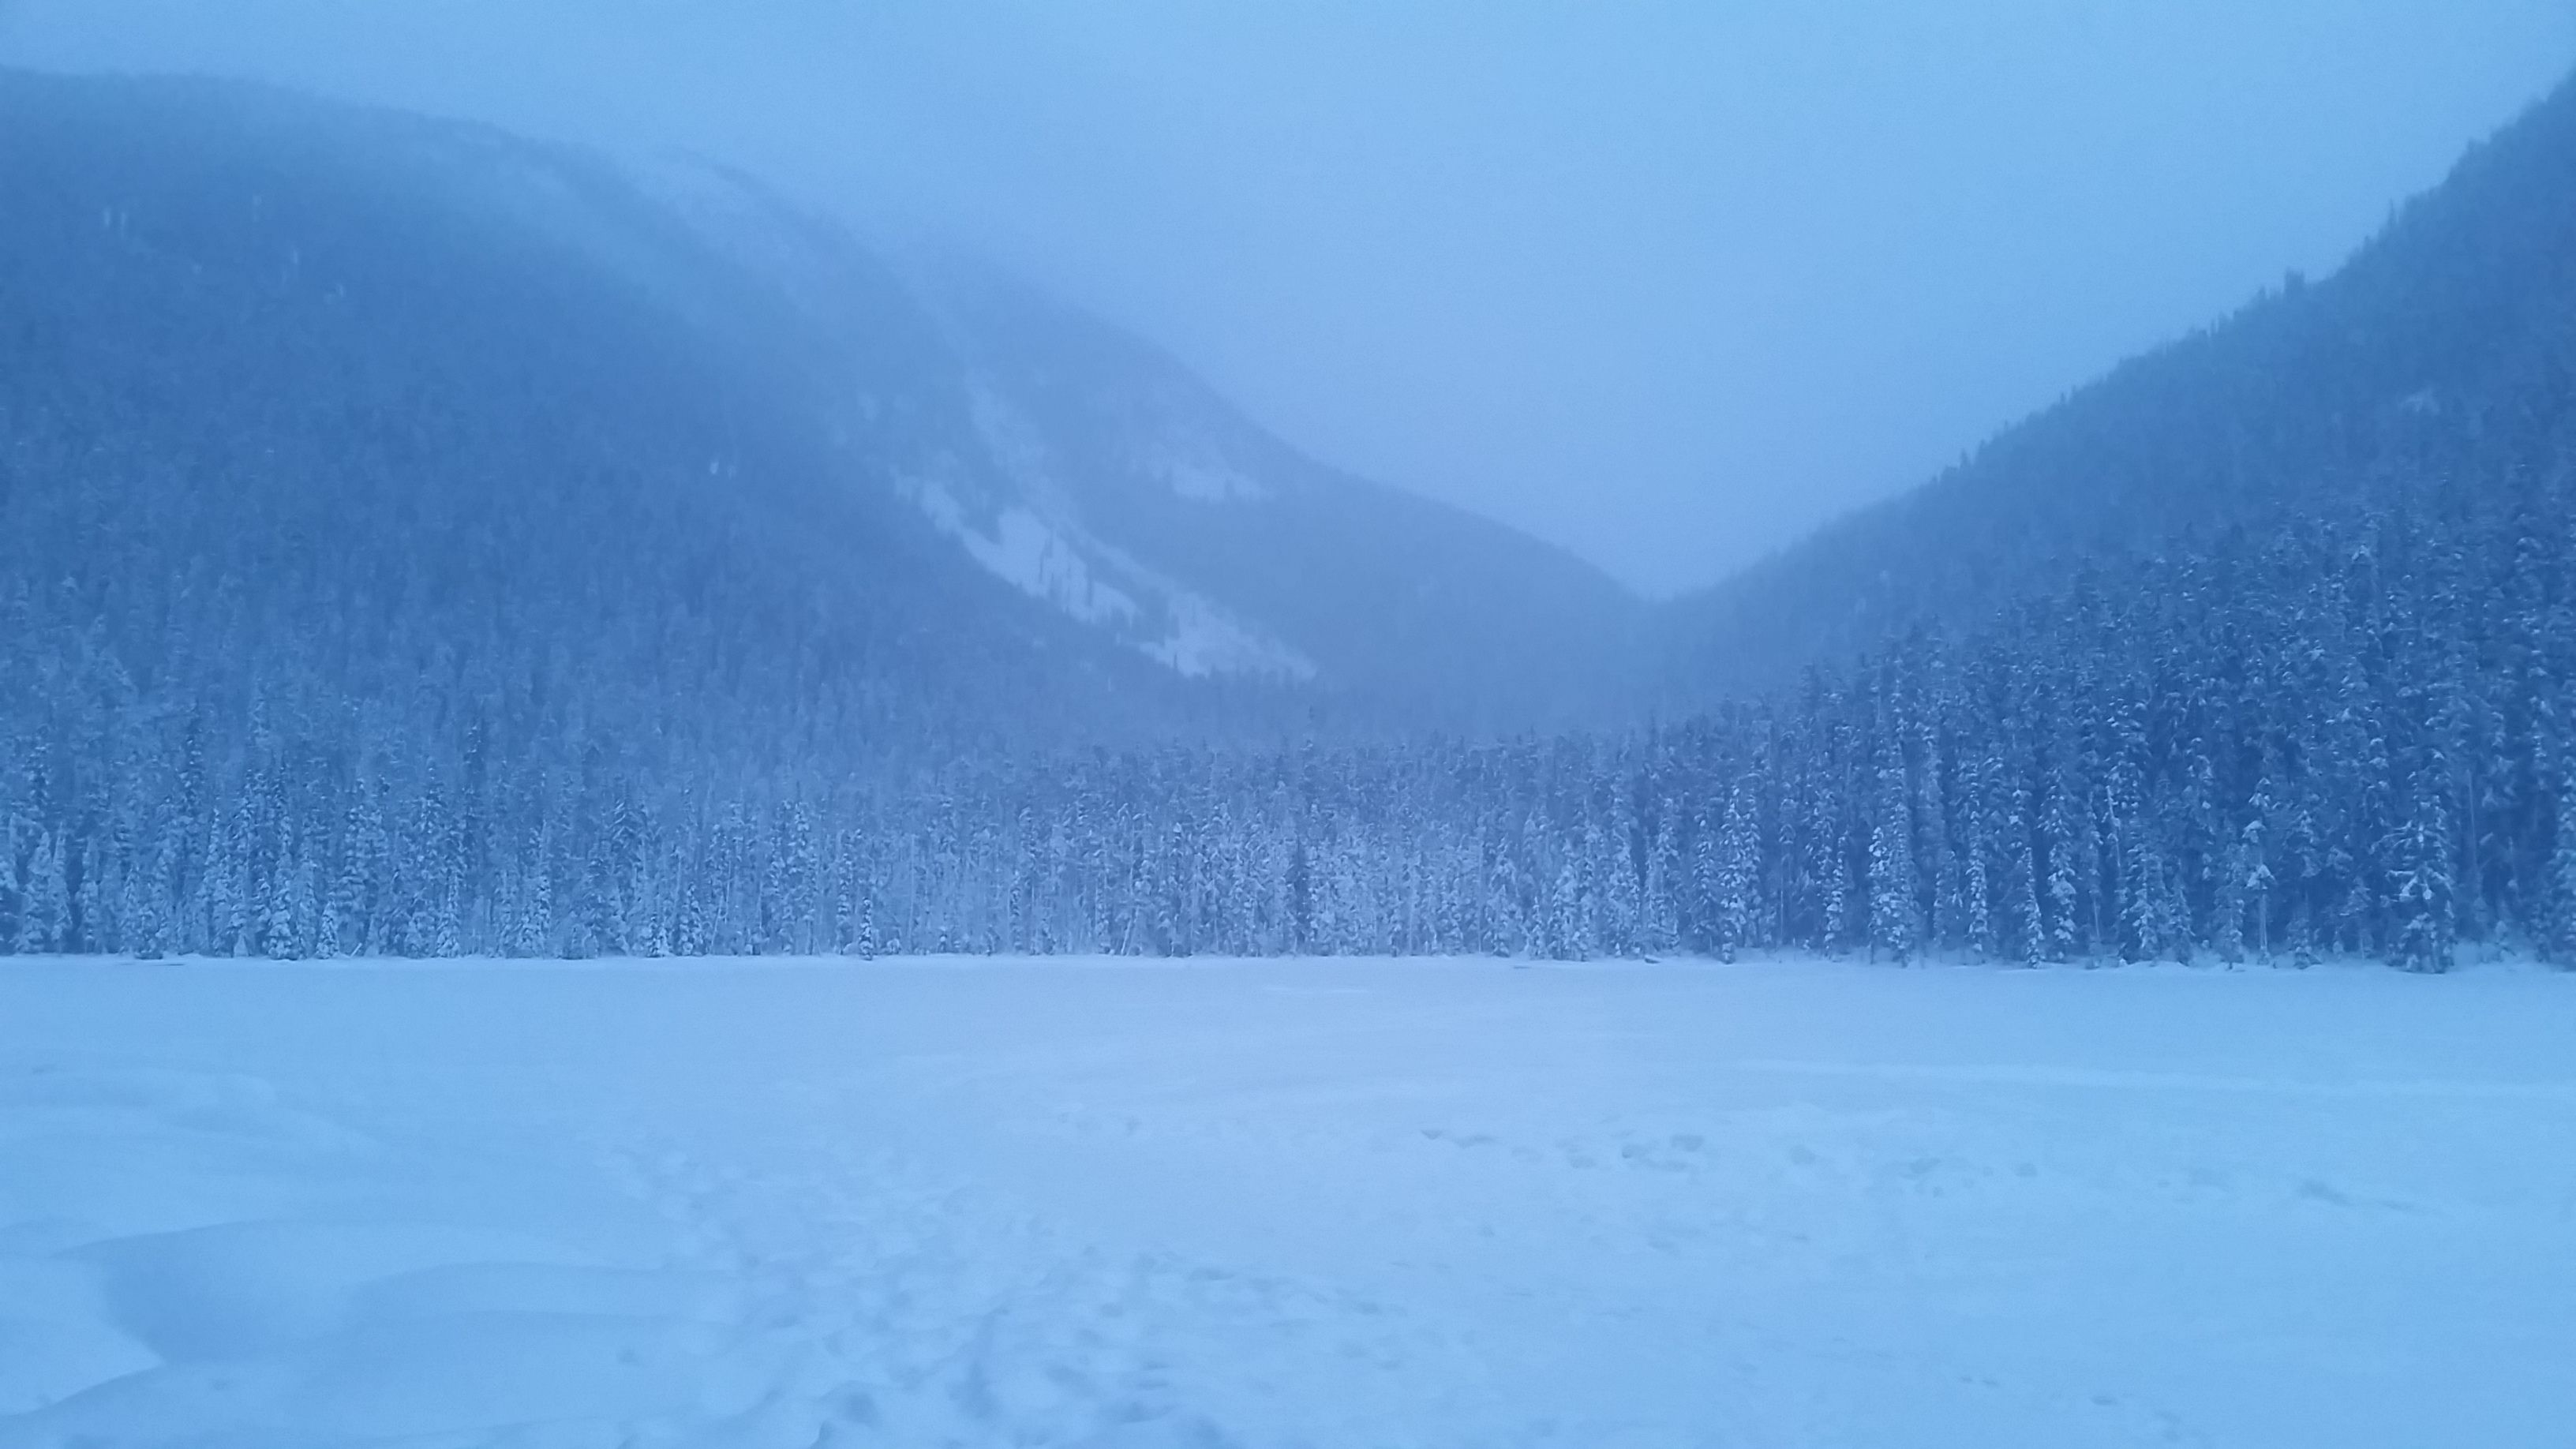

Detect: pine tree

[1714,783,1759,962]
[1866,707,1919,963]
[17,831,69,955]
[2547,773,2576,966]
[1643,807,1681,956]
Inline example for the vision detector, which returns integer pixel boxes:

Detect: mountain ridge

[0,66,1646,755]
[1658,68,2576,699]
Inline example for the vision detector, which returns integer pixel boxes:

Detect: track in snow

[2,957,2571,1447]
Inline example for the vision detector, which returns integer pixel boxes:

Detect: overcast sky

[9,2,2574,594]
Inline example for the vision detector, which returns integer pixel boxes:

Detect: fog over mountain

[9,1,2573,593]
[13,17,2576,1445]
[0,69,1637,750]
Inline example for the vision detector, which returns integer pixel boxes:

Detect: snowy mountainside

[912,267,1650,725]
[622,168,1651,726]
[0,67,1671,962]
[893,380,1319,683]
[603,160,1329,687]
[0,66,1204,766]
[1660,68,2576,700]
[0,65,1641,762]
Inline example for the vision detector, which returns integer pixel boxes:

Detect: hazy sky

[9,2,2574,594]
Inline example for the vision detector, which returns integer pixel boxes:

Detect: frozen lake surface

[2,957,2571,1447]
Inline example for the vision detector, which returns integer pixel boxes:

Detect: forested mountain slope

[8,67,2574,969]
[607,157,1653,727]
[919,268,1647,731]
[0,67,1639,761]
[1661,71,2576,700]
[0,69,1671,955]
[0,68,1223,769]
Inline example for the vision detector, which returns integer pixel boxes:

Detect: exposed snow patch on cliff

[870,387,1314,681]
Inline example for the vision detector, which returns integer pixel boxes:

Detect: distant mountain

[908,265,1646,731]
[0,68,1653,956]
[1,69,1193,801]
[0,67,1641,784]
[1658,70,2576,700]
[568,129,1646,733]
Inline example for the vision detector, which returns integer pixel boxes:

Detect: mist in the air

[9,0,2570,593]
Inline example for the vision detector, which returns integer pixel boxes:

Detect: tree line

[9,462,2574,970]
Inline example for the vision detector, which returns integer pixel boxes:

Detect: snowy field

[2,958,2571,1449]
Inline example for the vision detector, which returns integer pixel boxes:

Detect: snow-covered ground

[2,957,2570,1449]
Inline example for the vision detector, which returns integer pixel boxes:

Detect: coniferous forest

[9,468,2574,969]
